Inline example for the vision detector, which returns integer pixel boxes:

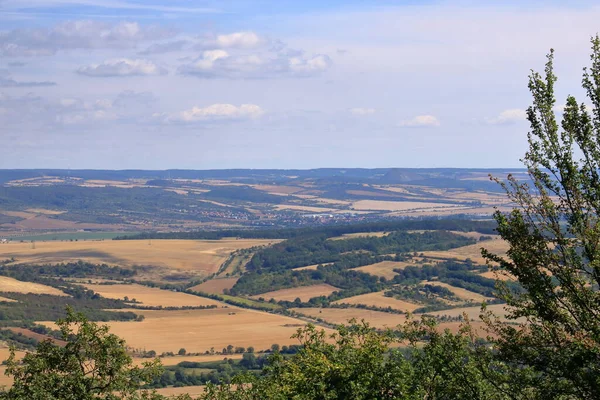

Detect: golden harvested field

[351,200,464,212]
[479,270,515,281]
[0,239,278,278]
[190,277,239,295]
[293,263,332,271]
[449,231,498,240]
[0,214,112,231]
[293,307,409,329]
[424,303,513,321]
[153,386,206,397]
[0,276,66,296]
[24,208,65,215]
[373,186,410,194]
[41,308,321,353]
[2,211,38,218]
[355,261,413,280]
[252,184,304,194]
[81,284,225,307]
[251,284,339,302]
[333,291,422,312]
[424,281,491,303]
[274,204,337,213]
[312,198,352,206]
[0,349,27,388]
[408,230,497,241]
[421,238,509,264]
[329,231,389,241]
[0,348,26,363]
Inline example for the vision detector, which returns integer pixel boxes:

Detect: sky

[0,0,599,169]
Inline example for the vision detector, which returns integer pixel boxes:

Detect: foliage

[0,261,135,281]
[482,36,600,398]
[116,219,498,241]
[0,291,139,324]
[0,308,165,400]
[246,230,475,272]
[201,319,508,400]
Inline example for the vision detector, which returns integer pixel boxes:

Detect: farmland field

[41,308,319,354]
[354,260,414,280]
[292,263,332,271]
[351,200,465,212]
[333,291,422,312]
[133,354,243,367]
[0,276,66,296]
[424,303,513,321]
[0,239,278,279]
[424,281,492,303]
[80,284,224,307]
[251,284,339,302]
[153,386,206,397]
[293,307,409,328]
[421,238,509,264]
[274,204,338,213]
[189,277,239,295]
[479,270,514,281]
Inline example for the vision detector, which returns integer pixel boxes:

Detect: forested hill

[0,168,524,189]
[114,219,497,240]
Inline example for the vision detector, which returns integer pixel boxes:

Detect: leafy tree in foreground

[201,319,507,400]
[483,36,600,399]
[0,308,169,400]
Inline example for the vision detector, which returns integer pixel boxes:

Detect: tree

[201,319,505,400]
[178,348,187,356]
[0,308,166,400]
[483,36,600,398]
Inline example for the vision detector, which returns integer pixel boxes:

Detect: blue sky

[0,0,599,169]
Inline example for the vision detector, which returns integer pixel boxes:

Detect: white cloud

[77,59,167,77]
[216,32,262,49]
[0,91,154,128]
[179,50,331,79]
[486,109,527,125]
[167,104,264,123]
[191,31,265,51]
[350,108,376,116]
[0,20,174,57]
[1,0,219,13]
[398,115,440,128]
[138,40,189,55]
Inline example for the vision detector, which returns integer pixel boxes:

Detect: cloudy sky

[1,0,599,169]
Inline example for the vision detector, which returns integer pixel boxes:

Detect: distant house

[0,239,7,244]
